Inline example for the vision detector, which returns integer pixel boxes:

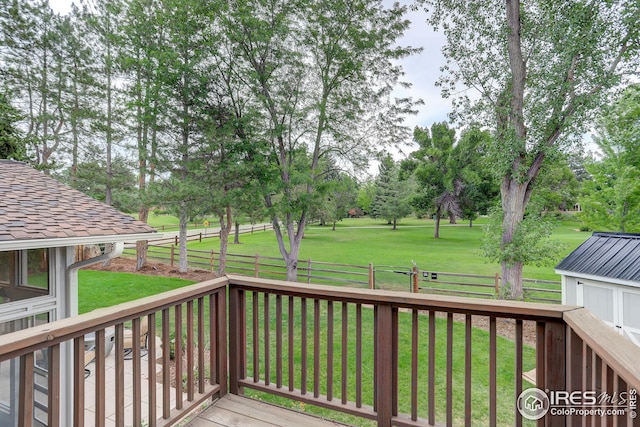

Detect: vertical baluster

[18,352,34,427]
[514,319,523,427]
[95,329,106,427]
[131,320,142,427]
[175,305,183,409]
[114,324,125,426]
[289,296,295,392]
[301,297,308,395]
[276,294,283,389]
[447,313,453,427]
[162,309,171,419]
[465,315,472,427]
[148,313,157,425]
[47,344,60,427]
[209,294,216,386]
[489,317,497,427]
[264,293,271,386]
[327,300,334,401]
[314,298,320,398]
[198,298,205,394]
[536,322,546,427]
[187,300,195,401]
[356,303,362,408]
[217,290,228,395]
[392,307,398,417]
[341,302,348,405]
[411,309,418,421]
[253,291,259,383]
[428,310,436,425]
[73,336,85,427]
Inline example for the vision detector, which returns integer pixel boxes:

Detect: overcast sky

[48,1,452,156]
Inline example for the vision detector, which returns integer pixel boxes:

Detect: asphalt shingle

[0,160,155,242]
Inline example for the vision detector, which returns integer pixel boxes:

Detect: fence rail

[125,244,562,303]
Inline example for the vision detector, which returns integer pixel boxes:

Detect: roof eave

[0,232,158,251]
[555,269,640,289]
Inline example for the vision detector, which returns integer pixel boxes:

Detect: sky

[48,1,452,156]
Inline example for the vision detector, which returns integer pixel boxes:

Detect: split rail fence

[124,243,561,303]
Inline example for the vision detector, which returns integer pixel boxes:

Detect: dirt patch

[86,256,218,282]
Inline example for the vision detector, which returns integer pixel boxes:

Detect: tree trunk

[234,221,240,244]
[393,218,397,230]
[217,205,233,277]
[178,202,188,273]
[500,178,530,299]
[448,210,457,224]
[136,206,149,270]
[332,221,336,231]
[434,207,441,239]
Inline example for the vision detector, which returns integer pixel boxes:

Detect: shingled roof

[555,232,640,283]
[0,160,155,248]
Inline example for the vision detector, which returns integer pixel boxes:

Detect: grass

[242,294,536,426]
[77,270,195,314]
[187,216,591,282]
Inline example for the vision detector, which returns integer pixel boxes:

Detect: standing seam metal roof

[555,232,640,282]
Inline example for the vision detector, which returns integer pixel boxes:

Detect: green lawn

[77,270,195,314]
[187,216,591,282]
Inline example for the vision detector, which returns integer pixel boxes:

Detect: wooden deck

[184,394,350,427]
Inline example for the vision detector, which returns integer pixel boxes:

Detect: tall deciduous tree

[422,0,640,298]
[224,0,417,281]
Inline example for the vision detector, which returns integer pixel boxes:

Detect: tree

[579,84,640,232]
[0,0,67,170]
[404,123,459,238]
[0,90,28,161]
[448,127,499,226]
[422,0,640,298]
[370,155,413,229]
[224,0,417,281]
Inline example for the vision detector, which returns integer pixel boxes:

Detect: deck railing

[1,275,639,427]
[0,278,228,427]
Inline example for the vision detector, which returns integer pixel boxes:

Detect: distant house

[555,232,640,346]
[0,160,155,425]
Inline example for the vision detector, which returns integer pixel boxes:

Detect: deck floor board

[184,394,351,427]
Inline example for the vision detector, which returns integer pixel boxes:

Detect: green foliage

[370,154,414,228]
[0,90,28,161]
[481,207,564,268]
[579,84,640,232]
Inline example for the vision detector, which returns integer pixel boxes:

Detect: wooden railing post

[375,304,395,427]
[228,286,245,395]
[536,320,566,427]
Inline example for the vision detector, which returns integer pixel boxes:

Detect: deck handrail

[1,275,639,426]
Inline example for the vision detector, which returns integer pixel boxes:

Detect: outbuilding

[555,232,640,346]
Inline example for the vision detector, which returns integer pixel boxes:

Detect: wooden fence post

[199,232,202,243]
[170,246,175,268]
[412,266,419,293]
[174,235,178,246]
[307,258,312,284]
[494,273,500,296]
[210,250,215,273]
[369,263,375,289]
[254,254,260,278]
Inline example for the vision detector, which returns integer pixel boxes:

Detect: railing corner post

[536,320,566,427]
[228,285,245,395]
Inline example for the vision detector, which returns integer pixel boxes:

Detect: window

[0,249,50,306]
